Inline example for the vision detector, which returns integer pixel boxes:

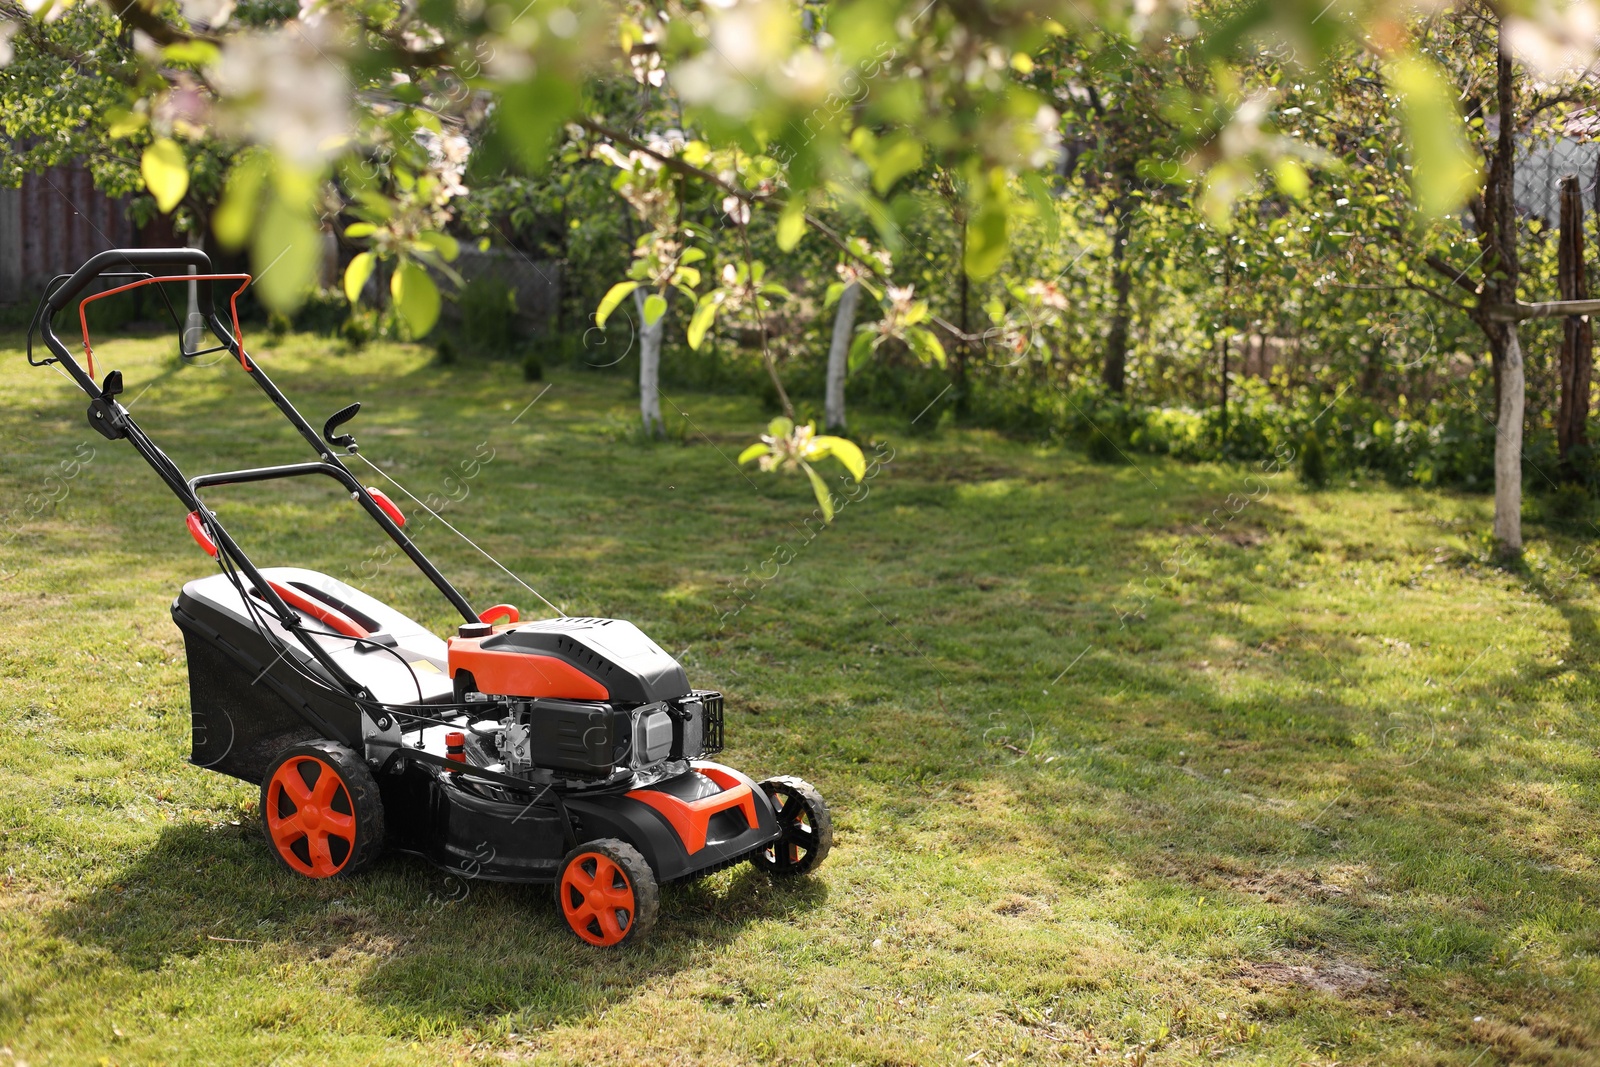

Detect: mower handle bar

[42,247,216,316]
[28,247,484,641]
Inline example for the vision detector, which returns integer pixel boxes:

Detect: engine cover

[447,616,690,703]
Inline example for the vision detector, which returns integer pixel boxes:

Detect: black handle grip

[323,402,361,449]
[43,248,214,315]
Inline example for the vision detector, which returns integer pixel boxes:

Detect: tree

[1032,33,1186,396]
[1411,8,1583,555]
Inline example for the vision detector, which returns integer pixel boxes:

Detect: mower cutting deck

[27,249,832,947]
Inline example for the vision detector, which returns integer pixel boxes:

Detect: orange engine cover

[447,635,610,701]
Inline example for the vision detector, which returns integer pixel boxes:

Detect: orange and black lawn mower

[27,248,831,947]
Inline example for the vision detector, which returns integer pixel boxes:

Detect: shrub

[1546,482,1590,522]
[457,276,518,354]
[1299,430,1328,488]
[522,352,543,381]
[340,315,371,351]
[292,289,352,336]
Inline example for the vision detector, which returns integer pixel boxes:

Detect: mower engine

[447,617,722,781]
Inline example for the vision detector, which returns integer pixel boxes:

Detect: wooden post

[1557,173,1592,467]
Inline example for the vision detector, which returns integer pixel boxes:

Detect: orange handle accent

[78,272,255,380]
[262,580,371,640]
[366,487,405,527]
[479,603,519,625]
[186,511,218,557]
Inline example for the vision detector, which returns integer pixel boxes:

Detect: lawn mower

[26,248,832,947]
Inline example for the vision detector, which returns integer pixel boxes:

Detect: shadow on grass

[49,818,826,1030]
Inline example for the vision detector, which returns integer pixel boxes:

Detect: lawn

[1,328,1598,1066]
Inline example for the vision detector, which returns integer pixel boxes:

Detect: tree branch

[1485,298,1600,321]
[1423,254,1483,298]
[100,0,214,46]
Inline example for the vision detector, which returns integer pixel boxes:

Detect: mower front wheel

[260,740,385,879]
[556,839,659,948]
[751,775,832,878]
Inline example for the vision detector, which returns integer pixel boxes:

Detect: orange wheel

[556,839,658,947]
[260,741,383,879]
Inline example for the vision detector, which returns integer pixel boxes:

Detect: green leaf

[343,252,375,306]
[141,138,188,215]
[738,441,768,465]
[824,281,846,309]
[252,189,321,313]
[214,155,267,250]
[964,170,1010,280]
[870,134,925,195]
[680,248,706,264]
[803,463,836,523]
[687,297,719,350]
[776,200,807,251]
[1022,172,1059,245]
[498,73,580,173]
[848,329,876,372]
[344,222,379,238]
[417,231,460,261]
[162,40,220,67]
[642,293,667,326]
[1273,158,1310,200]
[107,110,147,139]
[595,281,640,327]
[812,435,866,481]
[906,327,947,367]
[1389,54,1480,217]
[390,260,441,337]
[768,416,794,438]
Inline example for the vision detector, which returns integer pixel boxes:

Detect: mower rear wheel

[751,776,832,878]
[260,740,384,879]
[556,839,658,948]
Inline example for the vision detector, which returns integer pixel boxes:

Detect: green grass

[2,330,1599,1065]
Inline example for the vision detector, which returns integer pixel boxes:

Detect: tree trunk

[1218,333,1229,448]
[954,228,971,413]
[635,288,664,437]
[1102,194,1134,394]
[184,228,204,353]
[825,281,861,432]
[1557,173,1592,468]
[1489,25,1522,555]
[1361,329,1383,396]
[1494,324,1525,550]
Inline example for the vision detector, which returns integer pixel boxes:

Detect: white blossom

[211,22,354,163]
[179,0,235,29]
[1505,3,1600,79]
